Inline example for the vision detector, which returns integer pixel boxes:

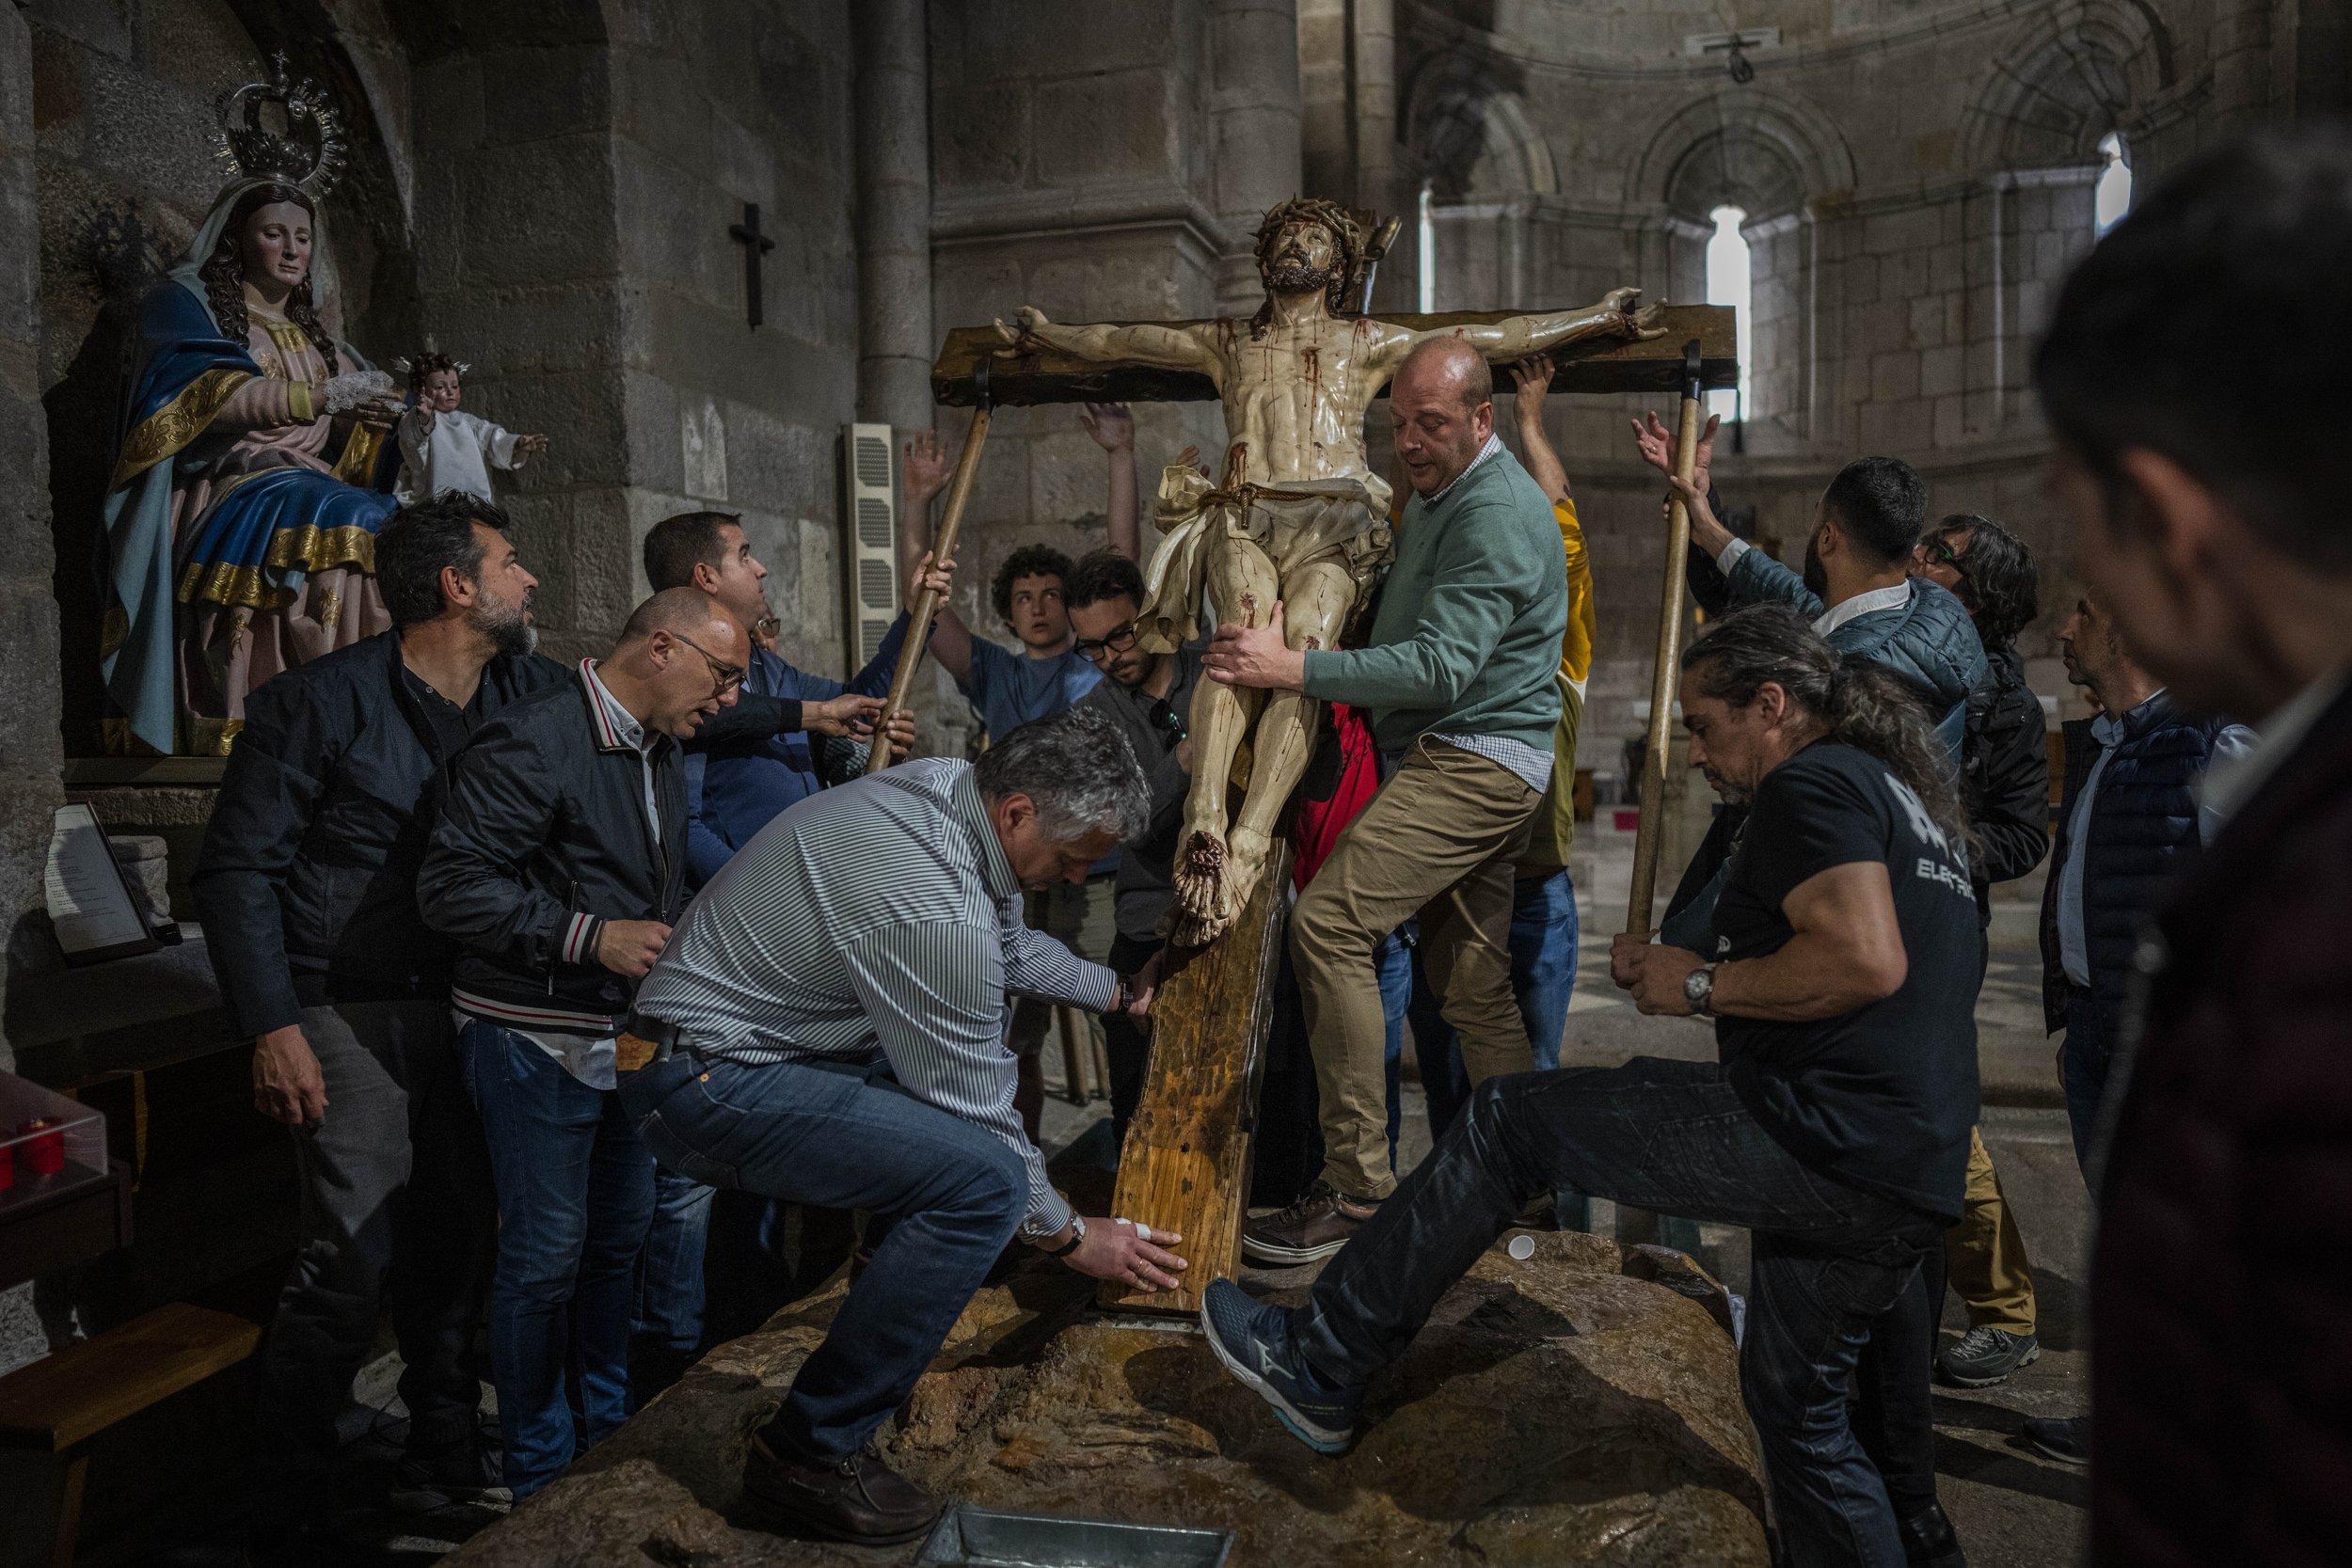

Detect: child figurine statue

[392,349,548,503]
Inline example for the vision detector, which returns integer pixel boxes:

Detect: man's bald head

[1395,336,1493,413]
[619,586,741,648]
[1390,336,1498,498]
[608,587,749,738]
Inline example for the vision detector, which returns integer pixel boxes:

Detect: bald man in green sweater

[1204,337,1568,1263]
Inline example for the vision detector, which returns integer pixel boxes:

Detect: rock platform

[444,1228,1766,1567]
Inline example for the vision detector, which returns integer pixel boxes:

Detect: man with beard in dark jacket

[1911,515,2052,1392]
[192,494,563,1560]
[2033,129,2352,1565]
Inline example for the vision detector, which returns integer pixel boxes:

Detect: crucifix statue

[729,202,775,328]
[993,198,1665,944]
[900,212,1734,1313]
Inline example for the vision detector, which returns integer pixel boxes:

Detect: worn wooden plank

[0,1302,260,1451]
[1097,844,1294,1315]
[934,304,1737,407]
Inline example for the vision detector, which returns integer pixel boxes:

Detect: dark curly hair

[1250,198,1359,341]
[1064,547,1146,611]
[992,544,1074,625]
[404,350,463,393]
[1934,515,2040,649]
[198,182,339,375]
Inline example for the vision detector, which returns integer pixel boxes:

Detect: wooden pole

[866,398,992,773]
[1623,340,1706,936]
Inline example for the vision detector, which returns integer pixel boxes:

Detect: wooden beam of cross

[931,303,1737,405]
[892,303,1738,1317]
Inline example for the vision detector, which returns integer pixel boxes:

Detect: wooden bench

[0,1303,262,1568]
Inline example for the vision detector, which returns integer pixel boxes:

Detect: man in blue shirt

[628,510,915,1393]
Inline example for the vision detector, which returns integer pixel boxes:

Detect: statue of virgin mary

[101,56,406,755]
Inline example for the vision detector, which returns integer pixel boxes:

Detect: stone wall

[1390,0,2252,783]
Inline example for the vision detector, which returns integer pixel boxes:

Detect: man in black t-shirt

[1199,606,1981,1568]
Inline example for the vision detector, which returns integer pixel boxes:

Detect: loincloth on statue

[1136,467,1394,654]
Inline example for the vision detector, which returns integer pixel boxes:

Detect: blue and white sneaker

[1199,1278,1363,1454]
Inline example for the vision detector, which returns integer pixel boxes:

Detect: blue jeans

[1373,929,1415,1161]
[2060,986,2110,1175]
[1412,870,1579,1134]
[1296,1059,1937,1568]
[633,1164,714,1360]
[457,1022,657,1498]
[619,1051,1027,1461]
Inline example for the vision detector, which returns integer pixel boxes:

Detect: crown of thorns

[212,52,346,198]
[1253,198,1392,312]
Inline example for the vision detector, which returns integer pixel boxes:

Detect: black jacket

[2038,693,2228,1036]
[190,630,566,1037]
[1962,641,2052,927]
[416,663,689,1034]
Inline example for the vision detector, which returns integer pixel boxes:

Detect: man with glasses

[417,588,749,1500]
[1068,548,1200,1137]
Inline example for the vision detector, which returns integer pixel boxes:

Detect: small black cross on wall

[729,202,777,329]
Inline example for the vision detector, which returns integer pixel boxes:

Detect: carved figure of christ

[996,205,1664,940]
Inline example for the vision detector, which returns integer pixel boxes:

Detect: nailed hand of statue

[992,305,1052,349]
[1607,288,1669,341]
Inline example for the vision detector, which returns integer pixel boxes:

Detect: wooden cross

[729,202,777,329]
[907,305,1736,1313]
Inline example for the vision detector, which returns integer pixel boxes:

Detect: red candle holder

[0,1139,13,1192]
[16,1117,65,1177]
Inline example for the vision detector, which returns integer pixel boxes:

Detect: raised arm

[994,307,1216,375]
[1079,402,1143,562]
[1507,354,1570,505]
[900,431,974,685]
[1427,287,1667,363]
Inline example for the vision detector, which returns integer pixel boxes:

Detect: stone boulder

[444,1230,1767,1566]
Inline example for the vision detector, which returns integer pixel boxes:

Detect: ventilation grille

[843,424,898,671]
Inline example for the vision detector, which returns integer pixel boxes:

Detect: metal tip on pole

[1681,339,1704,404]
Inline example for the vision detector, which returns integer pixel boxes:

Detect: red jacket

[2092,675,2352,1566]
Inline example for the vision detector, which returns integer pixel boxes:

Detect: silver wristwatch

[1683,965,1717,1017]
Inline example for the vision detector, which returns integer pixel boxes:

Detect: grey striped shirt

[631,758,1115,1236]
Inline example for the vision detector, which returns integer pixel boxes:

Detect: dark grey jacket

[416,664,689,1034]
[190,630,566,1037]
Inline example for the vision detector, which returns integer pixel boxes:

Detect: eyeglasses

[1073,624,1140,661]
[671,633,746,695]
[1918,537,1979,605]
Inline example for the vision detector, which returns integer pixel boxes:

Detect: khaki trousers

[1292,738,1540,1198]
[1943,1125,2038,1335]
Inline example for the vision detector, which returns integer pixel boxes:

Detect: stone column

[855,0,934,432]
[1211,0,1303,313]
[0,1,64,1077]
[1352,0,1398,217]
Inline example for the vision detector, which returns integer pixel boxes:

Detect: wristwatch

[1108,975,1131,1014]
[1683,965,1717,1017]
[1043,1213,1087,1259]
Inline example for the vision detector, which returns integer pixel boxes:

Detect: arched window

[1705,205,1753,423]
[2095,132,2133,236]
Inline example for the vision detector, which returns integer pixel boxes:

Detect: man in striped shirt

[618,706,1186,1546]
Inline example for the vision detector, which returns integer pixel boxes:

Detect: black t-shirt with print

[1709,739,1983,1219]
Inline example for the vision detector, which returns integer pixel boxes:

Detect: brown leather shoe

[740,1433,942,1545]
[1242,1181,1381,1265]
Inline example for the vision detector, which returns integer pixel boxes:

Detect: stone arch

[1405,50,1558,199]
[1628,88,1858,221]
[1961,0,2175,170]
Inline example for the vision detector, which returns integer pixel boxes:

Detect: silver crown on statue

[212,52,346,198]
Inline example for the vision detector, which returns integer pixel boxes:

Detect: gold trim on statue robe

[107,368,256,493]
[176,519,381,610]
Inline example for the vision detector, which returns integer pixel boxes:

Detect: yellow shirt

[1522,497,1595,872]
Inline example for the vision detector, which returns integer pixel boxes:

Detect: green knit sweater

[1302,448,1566,755]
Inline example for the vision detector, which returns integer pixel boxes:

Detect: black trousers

[253,1000,494,1524]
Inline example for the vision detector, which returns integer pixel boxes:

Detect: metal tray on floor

[914,1504,1233,1567]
